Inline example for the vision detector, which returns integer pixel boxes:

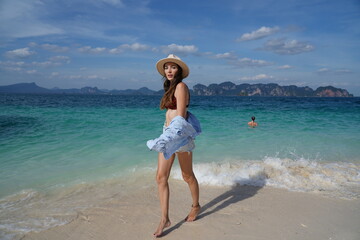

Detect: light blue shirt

[146,112,201,160]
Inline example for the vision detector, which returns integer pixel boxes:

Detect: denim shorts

[163,122,195,153]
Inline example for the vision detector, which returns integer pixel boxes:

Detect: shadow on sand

[161,177,265,237]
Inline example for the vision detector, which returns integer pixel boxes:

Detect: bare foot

[185,204,201,222]
[153,218,171,238]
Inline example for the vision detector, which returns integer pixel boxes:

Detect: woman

[150,54,201,237]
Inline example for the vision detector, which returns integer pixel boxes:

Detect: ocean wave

[172,157,360,199]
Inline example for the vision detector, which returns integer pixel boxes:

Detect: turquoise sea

[1,94,360,239]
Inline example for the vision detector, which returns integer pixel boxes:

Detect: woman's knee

[156,173,169,185]
[182,172,196,184]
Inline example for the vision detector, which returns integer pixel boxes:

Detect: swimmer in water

[248,116,258,128]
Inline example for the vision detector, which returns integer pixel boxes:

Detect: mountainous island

[192,82,353,97]
[0,82,353,97]
[0,82,160,95]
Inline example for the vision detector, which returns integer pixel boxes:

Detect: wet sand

[23,179,360,240]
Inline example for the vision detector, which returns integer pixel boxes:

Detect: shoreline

[22,180,360,240]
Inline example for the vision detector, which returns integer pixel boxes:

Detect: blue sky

[1,0,359,95]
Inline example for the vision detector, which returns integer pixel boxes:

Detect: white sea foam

[172,157,360,199]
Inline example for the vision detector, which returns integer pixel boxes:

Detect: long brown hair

[160,64,184,109]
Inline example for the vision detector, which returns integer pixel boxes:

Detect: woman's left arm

[174,82,189,118]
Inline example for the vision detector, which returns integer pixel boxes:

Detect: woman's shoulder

[176,82,189,91]
[175,82,189,96]
[174,82,189,98]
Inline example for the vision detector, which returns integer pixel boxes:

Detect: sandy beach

[22,178,360,240]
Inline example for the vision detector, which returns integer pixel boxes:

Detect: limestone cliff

[193,82,353,97]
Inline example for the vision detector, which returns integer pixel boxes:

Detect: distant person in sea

[146,54,202,237]
[248,116,258,128]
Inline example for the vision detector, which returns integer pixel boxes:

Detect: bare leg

[177,152,200,222]
[153,153,175,237]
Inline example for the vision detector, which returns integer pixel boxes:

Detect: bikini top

[166,95,190,110]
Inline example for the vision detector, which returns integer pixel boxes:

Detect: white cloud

[88,75,104,79]
[5,48,36,58]
[101,0,124,7]
[40,44,69,52]
[237,26,280,42]
[121,43,149,51]
[31,61,54,67]
[32,56,71,67]
[316,68,352,75]
[2,67,22,72]
[278,65,293,69]
[160,44,198,56]
[68,75,82,79]
[78,46,107,54]
[49,56,71,64]
[109,48,123,54]
[210,52,272,68]
[260,38,315,55]
[0,60,26,72]
[79,43,149,55]
[67,74,107,80]
[26,70,37,74]
[213,52,237,60]
[335,69,352,74]
[109,43,149,54]
[316,68,330,74]
[240,74,274,81]
[229,57,273,68]
[0,61,26,67]
[28,42,38,47]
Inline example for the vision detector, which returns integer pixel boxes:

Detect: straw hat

[156,54,189,79]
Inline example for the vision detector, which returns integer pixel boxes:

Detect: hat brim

[156,58,189,79]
